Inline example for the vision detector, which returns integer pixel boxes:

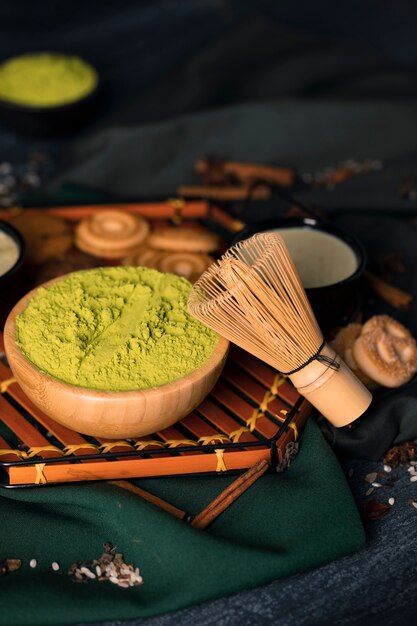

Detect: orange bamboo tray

[0,200,311,486]
[0,199,246,234]
[0,335,311,487]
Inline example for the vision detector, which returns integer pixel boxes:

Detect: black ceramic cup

[232,217,367,334]
[0,54,100,137]
[0,220,26,326]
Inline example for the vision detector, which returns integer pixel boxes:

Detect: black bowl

[0,220,26,326]
[0,60,100,137]
[232,217,367,333]
[0,87,99,137]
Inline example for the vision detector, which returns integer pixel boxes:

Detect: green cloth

[0,420,364,626]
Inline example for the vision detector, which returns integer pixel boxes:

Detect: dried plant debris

[407,463,417,482]
[0,153,50,207]
[68,542,143,588]
[358,463,398,513]
[362,468,397,497]
[301,157,382,190]
[384,442,417,469]
[358,443,417,519]
[0,559,22,576]
[360,499,391,521]
[364,472,378,484]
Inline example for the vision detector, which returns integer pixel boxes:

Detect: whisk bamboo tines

[188,232,372,427]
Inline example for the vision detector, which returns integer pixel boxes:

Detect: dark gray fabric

[51,100,417,216]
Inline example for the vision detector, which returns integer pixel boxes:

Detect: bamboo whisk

[188,232,372,427]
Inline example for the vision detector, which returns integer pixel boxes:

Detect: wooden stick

[195,158,295,188]
[109,480,189,521]
[0,201,208,222]
[191,459,269,530]
[364,271,412,311]
[177,184,271,201]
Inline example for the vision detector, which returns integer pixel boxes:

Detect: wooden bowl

[4,282,229,439]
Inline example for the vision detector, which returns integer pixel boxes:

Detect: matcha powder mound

[15,267,219,391]
[0,53,98,107]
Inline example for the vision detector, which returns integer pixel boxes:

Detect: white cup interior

[0,226,21,278]
[271,227,359,288]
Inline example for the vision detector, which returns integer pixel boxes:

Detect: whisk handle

[289,343,372,427]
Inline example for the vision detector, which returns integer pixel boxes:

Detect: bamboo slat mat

[0,200,311,486]
[0,336,311,486]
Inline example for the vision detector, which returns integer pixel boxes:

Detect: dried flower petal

[364,472,378,483]
[68,542,143,587]
[360,500,391,521]
[5,559,21,572]
[384,442,417,468]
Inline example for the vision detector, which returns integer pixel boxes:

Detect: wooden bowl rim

[4,272,229,400]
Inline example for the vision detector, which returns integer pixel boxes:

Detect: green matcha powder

[0,53,98,107]
[16,267,218,391]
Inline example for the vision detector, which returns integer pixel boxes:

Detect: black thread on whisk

[281,340,340,376]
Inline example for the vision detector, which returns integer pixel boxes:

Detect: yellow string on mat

[246,408,263,432]
[246,375,288,432]
[99,441,135,453]
[35,463,47,485]
[268,408,287,424]
[63,443,100,455]
[168,198,186,210]
[246,388,278,432]
[26,446,63,458]
[0,448,27,459]
[134,440,165,450]
[288,422,299,441]
[165,439,198,448]
[0,377,16,393]
[198,434,230,446]
[168,197,185,225]
[215,449,227,472]
[270,373,286,395]
[228,426,250,443]
[259,390,275,413]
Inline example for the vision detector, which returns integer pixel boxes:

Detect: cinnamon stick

[364,271,412,311]
[191,459,270,530]
[177,184,271,201]
[110,480,189,521]
[195,157,295,188]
